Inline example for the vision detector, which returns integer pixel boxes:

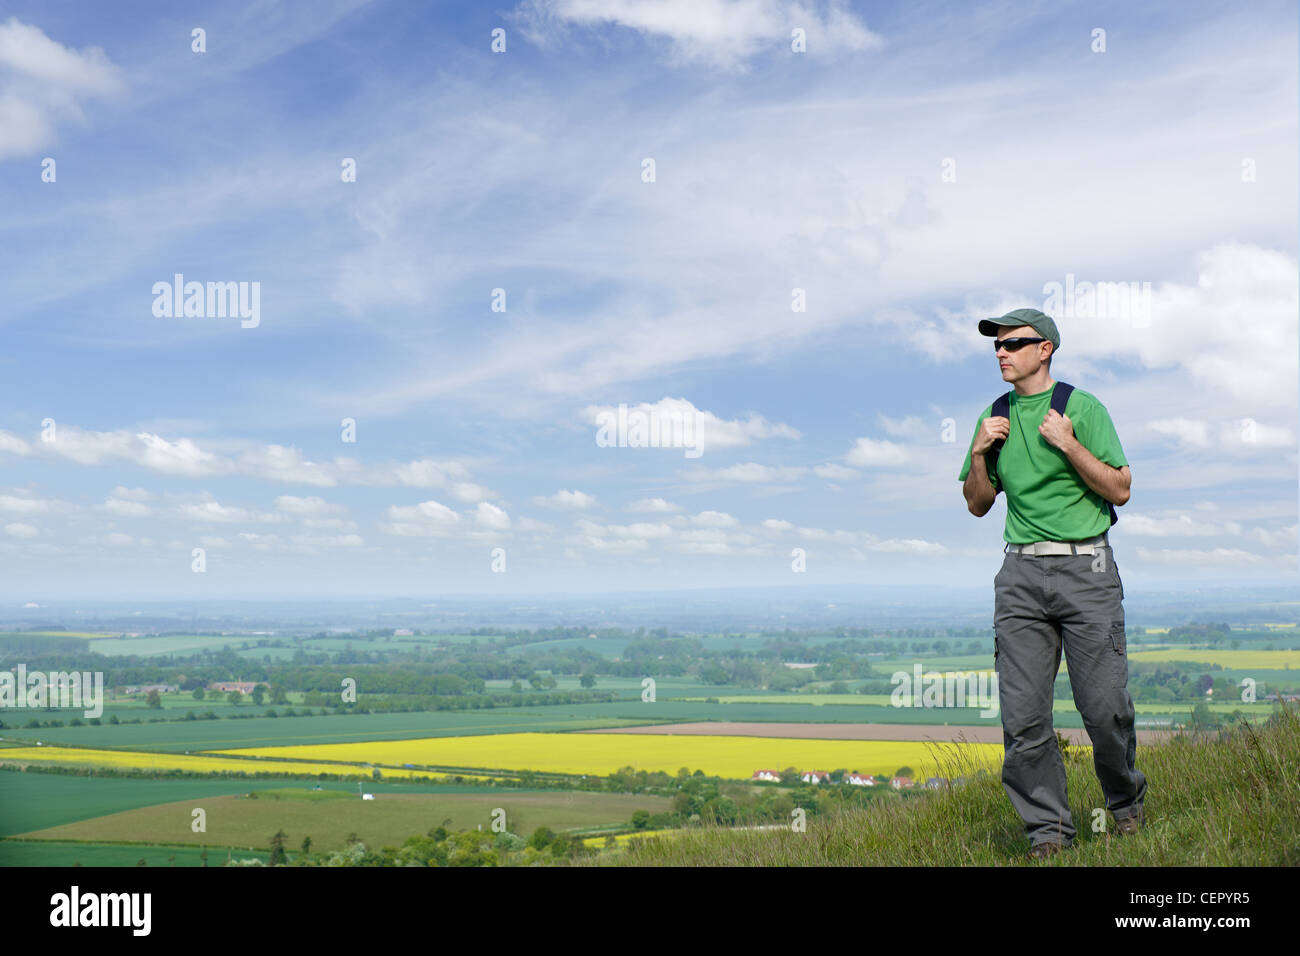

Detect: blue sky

[0,0,1296,600]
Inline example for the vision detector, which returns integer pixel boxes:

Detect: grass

[579,702,1300,866]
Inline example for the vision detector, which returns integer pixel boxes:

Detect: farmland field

[0,768,508,836]
[14,788,671,849]
[1127,649,1300,668]
[0,709,681,751]
[0,746,461,780]
[212,732,1007,780]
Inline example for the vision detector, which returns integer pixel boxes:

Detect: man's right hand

[972,416,1009,455]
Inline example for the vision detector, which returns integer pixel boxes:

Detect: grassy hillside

[584,702,1300,866]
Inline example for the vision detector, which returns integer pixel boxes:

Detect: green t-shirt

[958,383,1127,544]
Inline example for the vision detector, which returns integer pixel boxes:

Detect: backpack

[985,380,1118,527]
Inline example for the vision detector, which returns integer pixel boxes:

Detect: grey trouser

[993,539,1146,846]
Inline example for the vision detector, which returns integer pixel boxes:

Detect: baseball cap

[978,308,1060,352]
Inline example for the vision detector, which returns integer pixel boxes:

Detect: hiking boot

[1026,841,1068,860]
[1114,809,1145,836]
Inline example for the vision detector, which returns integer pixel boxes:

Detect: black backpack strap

[1051,381,1118,528]
[985,391,1012,488]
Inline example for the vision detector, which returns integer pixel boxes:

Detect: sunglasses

[994,336,1047,353]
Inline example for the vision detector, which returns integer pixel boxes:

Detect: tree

[270,683,288,705]
[251,684,266,706]
[301,836,312,855]
[145,689,162,709]
[895,766,914,778]
[579,673,596,689]
[269,829,288,866]
[192,687,205,701]
[1190,701,1219,731]
[630,809,650,830]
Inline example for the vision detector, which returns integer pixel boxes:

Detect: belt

[1004,533,1108,556]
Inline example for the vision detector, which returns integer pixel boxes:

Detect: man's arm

[963,450,998,516]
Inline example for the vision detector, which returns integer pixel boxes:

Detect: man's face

[995,325,1050,381]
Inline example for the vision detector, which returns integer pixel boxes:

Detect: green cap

[978,308,1060,352]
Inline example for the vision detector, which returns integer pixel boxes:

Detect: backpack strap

[984,391,1012,489]
[1050,381,1119,528]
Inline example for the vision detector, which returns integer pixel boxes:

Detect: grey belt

[1004,533,1108,556]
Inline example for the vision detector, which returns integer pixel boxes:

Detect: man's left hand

[1039,410,1076,451]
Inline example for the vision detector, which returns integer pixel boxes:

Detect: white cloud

[110,486,154,501]
[0,18,125,159]
[474,501,511,530]
[178,500,279,524]
[627,497,679,512]
[845,437,907,467]
[4,522,38,538]
[274,495,345,516]
[691,510,738,527]
[513,0,883,72]
[685,463,808,483]
[1121,512,1243,537]
[1133,546,1273,566]
[380,499,463,536]
[581,398,800,454]
[533,489,596,509]
[102,496,151,517]
[814,463,859,479]
[1146,419,1212,448]
[0,494,60,514]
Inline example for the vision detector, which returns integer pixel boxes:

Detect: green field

[0,768,508,837]
[0,708,684,751]
[0,840,270,867]
[16,788,672,850]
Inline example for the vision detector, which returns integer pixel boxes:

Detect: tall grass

[581,702,1300,866]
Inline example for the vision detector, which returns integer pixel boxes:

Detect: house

[845,773,876,787]
[751,769,782,782]
[801,770,832,784]
[123,683,178,695]
[889,776,914,789]
[394,628,413,637]
[925,777,950,790]
[361,793,375,801]
[209,681,264,695]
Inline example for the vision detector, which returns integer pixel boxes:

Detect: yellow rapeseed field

[1128,649,1300,669]
[0,746,451,780]
[211,733,1005,780]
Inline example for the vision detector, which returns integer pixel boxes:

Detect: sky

[0,0,1296,601]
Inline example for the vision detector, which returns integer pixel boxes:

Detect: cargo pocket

[1108,622,1128,688]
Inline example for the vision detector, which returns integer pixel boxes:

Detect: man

[957,307,1146,861]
